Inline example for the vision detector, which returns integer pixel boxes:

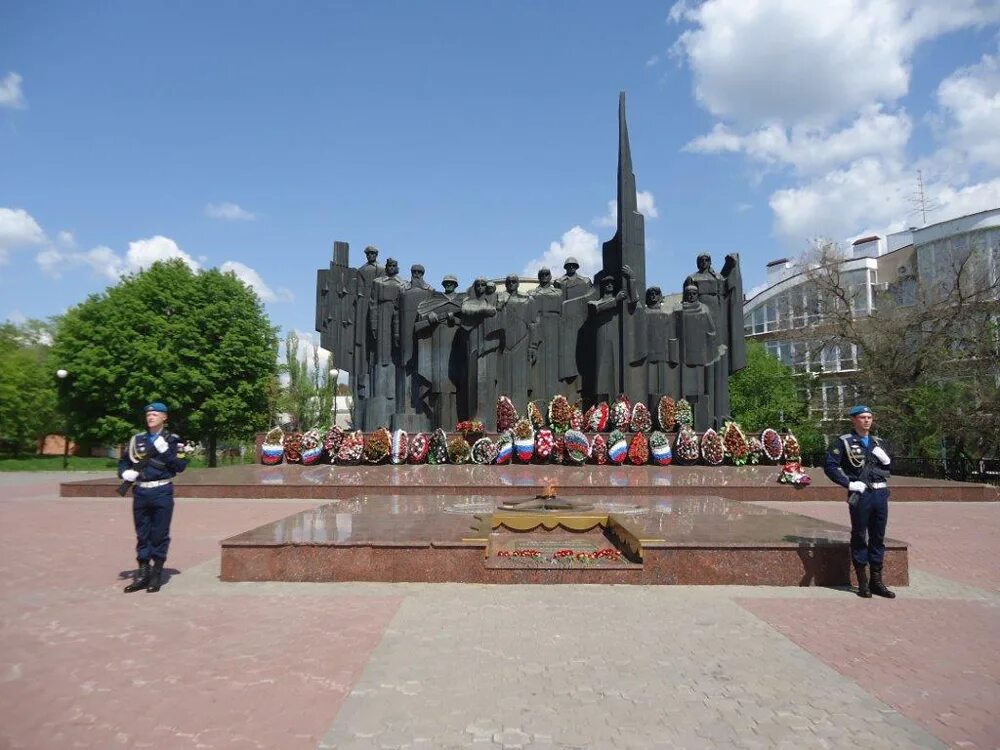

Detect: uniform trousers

[132,485,174,562]
[848,487,889,566]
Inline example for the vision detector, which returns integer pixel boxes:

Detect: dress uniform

[118,402,188,593]
[824,405,895,598]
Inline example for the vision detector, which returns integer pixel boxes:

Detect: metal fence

[802,454,1000,485]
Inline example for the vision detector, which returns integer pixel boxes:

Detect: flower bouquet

[783,432,802,462]
[548,395,572,434]
[300,429,324,465]
[514,418,535,463]
[456,419,485,442]
[260,427,285,465]
[657,396,676,431]
[608,429,629,465]
[534,428,554,463]
[761,428,784,462]
[722,421,750,466]
[588,401,610,432]
[564,429,590,465]
[778,461,812,487]
[428,428,449,464]
[552,436,566,464]
[471,437,498,465]
[336,430,364,464]
[323,425,345,458]
[676,398,693,428]
[628,431,650,465]
[674,425,700,463]
[363,428,392,464]
[496,395,518,432]
[569,406,584,431]
[650,431,673,466]
[701,428,724,466]
[495,429,514,465]
[610,395,632,431]
[747,436,764,465]
[447,435,471,464]
[407,432,430,464]
[631,402,653,433]
[590,434,608,464]
[284,432,303,464]
[527,400,547,430]
[390,429,409,464]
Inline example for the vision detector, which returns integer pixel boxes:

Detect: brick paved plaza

[1,472,997,749]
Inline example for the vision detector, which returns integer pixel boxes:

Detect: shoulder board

[839,433,853,441]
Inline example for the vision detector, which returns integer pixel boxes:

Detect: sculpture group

[316,94,746,432]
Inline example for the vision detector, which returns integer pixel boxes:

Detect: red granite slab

[220,495,908,586]
[61,463,998,501]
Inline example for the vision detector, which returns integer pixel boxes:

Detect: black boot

[870,564,896,598]
[146,559,165,593]
[124,561,150,593]
[854,563,872,598]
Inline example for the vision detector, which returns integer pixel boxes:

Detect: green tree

[277,331,332,430]
[51,260,279,466]
[0,319,60,455]
[730,339,825,456]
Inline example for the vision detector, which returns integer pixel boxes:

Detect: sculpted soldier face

[538,268,552,286]
[565,263,579,277]
[442,279,458,294]
[646,287,663,307]
[683,285,699,303]
[411,266,424,281]
[697,254,712,272]
[505,275,519,294]
[385,259,399,276]
[474,278,487,296]
[600,276,615,295]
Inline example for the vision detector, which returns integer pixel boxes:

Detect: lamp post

[55,369,69,469]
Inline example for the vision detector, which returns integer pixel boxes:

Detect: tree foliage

[804,239,1000,459]
[277,332,333,431]
[730,339,824,455]
[0,320,60,455]
[51,260,280,464]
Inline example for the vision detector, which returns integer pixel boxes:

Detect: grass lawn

[0,455,255,471]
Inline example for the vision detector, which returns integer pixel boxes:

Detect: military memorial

[61,93,973,587]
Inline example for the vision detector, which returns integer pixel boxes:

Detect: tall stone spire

[600,91,646,300]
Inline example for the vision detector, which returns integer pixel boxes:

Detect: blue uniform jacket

[824,431,891,488]
[118,432,189,482]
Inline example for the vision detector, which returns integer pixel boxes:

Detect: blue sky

[2,1,999,361]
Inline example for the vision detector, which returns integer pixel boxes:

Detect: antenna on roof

[908,170,939,226]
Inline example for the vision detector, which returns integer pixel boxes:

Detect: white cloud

[0,207,46,263]
[936,49,1000,169]
[205,202,256,221]
[221,260,293,303]
[670,0,1000,126]
[0,72,25,109]
[123,236,200,274]
[37,235,199,280]
[523,225,602,279]
[685,106,912,174]
[596,190,660,227]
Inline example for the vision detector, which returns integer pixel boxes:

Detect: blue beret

[144,402,169,414]
[848,405,872,417]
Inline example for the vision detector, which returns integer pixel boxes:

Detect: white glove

[871,446,890,465]
[848,481,867,494]
[152,435,169,453]
[121,469,139,482]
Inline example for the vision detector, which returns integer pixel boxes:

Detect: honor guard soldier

[824,405,895,599]
[118,402,188,593]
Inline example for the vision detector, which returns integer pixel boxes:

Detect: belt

[870,482,888,489]
[136,479,172,489]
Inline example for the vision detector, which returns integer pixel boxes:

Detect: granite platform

[61,463,1000,501]
[220,495,909,586]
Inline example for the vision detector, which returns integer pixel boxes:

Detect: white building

[743,207,1000,421]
